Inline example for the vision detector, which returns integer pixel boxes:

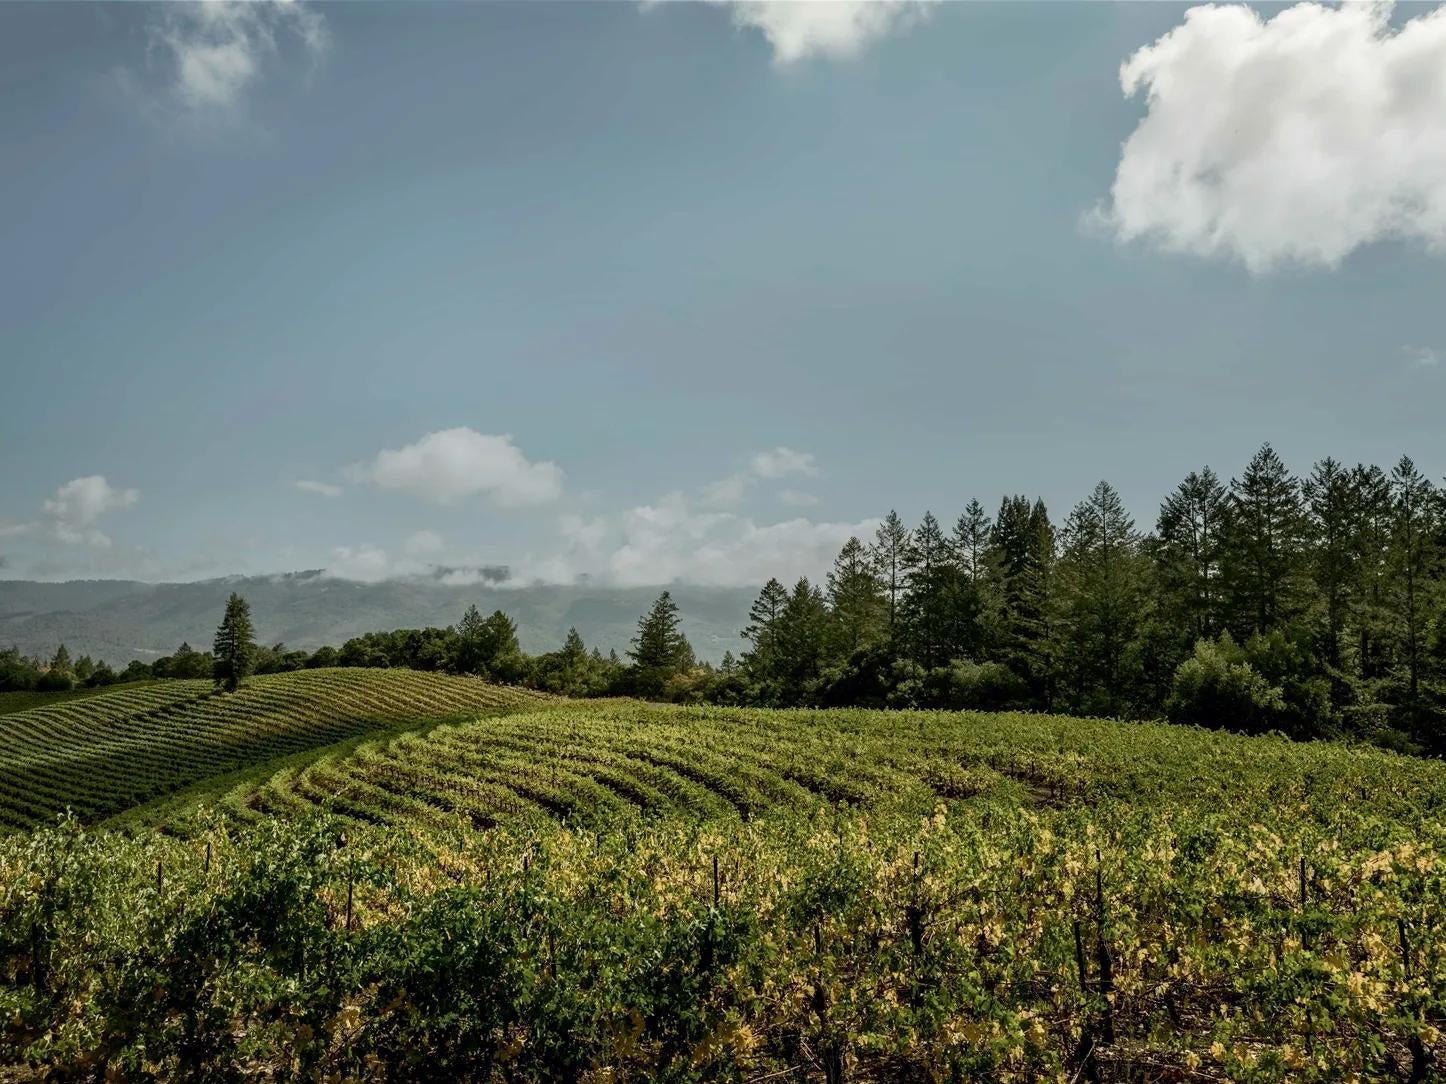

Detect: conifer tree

[629,590,693,697]
[1055,481,1146,714]
[742,578,789,695]
[901,512,951,669]
[872,511,909,633]
[1302,458,1357,681]
[824,537,885,660]
[774,577,829,705]
[212,592,256,692]
[1154,467,1229,643]
[1223,443,1305,635]
[1389,456,1438,709]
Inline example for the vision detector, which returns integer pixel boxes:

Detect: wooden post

[712,854,720,907]
[1298,855,1307,910]
[1072,918,1100,1084]
[345,878,354,933]
[1094,852,1114,1045]
[156,860,163,895]
[203,841,212,875]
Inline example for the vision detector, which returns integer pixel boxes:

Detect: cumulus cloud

[325,544,390,583]
[38,476,140,548]
[514,488,872,588]
[349,428,564,506]
[293,479,342,498]
[1099,2,1446,272]
[145,1,327,113]
[750,446,818,479]
[713,1,935,64]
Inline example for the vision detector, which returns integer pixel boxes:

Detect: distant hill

[0,575,755,666]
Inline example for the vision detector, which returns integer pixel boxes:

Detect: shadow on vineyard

[2,689,1445,1080]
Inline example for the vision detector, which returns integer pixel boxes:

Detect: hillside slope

[210,699,1446,833]
[0,575,754,665]
[0,669,548,830]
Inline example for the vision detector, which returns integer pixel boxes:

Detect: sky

[2,0,1445,588]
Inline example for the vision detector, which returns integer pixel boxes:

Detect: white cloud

[293,479,342,498]
[403,529,444,557]
[777,488,821,507]
[146,1,327,113]
[350,428,564,506]
[326,544,391,583]
[1099,2,1446,272]
[715,1,935,64]
[1404,344,1441,368]
[36,476,140,548]
[513,488,871,588]
[750,446,818,479]
[699,473,750,508]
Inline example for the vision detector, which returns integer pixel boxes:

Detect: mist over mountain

[0,575,754,666]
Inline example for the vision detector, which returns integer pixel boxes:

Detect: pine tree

[1223,443,1305,636]
[774,577,829,705]
[741,578,789,696]
[212,592,256,692]
[48,644,72,676]
[1350,464,1394,684]
[1302,458,1357,682]
[629,591,693,697]
[1055,481,1146,715]
[953,499,993,583]
[872,511,909,633]
[824,537,885,661]
[1389,456,1438,710]
[988,496,1056,702]
[1153,467,1229,643]
[901,512,951,669]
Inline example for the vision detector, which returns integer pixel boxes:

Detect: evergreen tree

[1223,444,1305,636]
[48,644,72,676]
[954,499,993,583]
[1054,481,1146,715]
[629,591,694,697]
[1350,464,1394,685]
[1153,467,1229,644]
[824,537,886,661]
[741,578,789,697]
[212,592,256,692]
[1302,458,1357,684]
[988,496,1056,702]
[1389,457,1438,711]
[774,577,829,705]
[900,512,951,669]
[872,511,909,634]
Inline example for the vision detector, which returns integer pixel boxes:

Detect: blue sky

[2,1,1444,586]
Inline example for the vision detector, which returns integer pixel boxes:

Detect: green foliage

[628,591,694,697]
[0,670,548,831]
[213,593,258,692]
[4,701,1446,1080]
[1166,634,1287,734]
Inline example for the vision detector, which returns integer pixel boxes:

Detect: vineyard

[0,669,549,831]
[2,689,1446,1079]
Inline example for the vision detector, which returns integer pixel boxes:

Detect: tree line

[4,443,1442,752]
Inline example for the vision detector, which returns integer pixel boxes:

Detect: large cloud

[521,489,874,589]
[350,428,564,507]
[720,0,935,64]
[40,476,140,548]
[1100,2,1446,271]
[146,1,327,113]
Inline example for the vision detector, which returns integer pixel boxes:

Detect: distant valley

[0,575,754,665]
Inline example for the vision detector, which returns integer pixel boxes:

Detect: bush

[1165,634,1285,734]
[928,659,1029,711]
[34,669,74,693]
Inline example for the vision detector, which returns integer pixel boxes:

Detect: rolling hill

[0,574,756,666]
